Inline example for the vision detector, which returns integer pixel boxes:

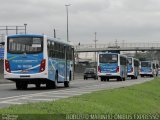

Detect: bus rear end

[97,53,120,81]
[140,61,154,77]
[4,34,48,89]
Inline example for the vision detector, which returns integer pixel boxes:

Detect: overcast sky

[1,0,160,44]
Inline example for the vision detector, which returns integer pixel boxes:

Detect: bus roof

[98,52,119,55]
[47,36,73,47]
[98,52,127,57]
[7,34,44,38]
[7,34,73,47]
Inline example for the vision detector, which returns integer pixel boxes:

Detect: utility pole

[93,32,98,66]
[115,39,118,47]
[24,23,27,34]
[54,29,56,38]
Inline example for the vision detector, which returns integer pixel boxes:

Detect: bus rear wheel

[100,77,104,81]
[16,81,28,90]
[35,83,41,89]
[117,77,122,81]
[46,81,57,89]
[64,81,70,87]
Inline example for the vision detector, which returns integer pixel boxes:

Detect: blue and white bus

[4,34,74,90]
[139,61,154,77]
[97,53,128,81]
[127,57,139,79]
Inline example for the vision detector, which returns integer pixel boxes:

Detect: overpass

[74,42,160,52]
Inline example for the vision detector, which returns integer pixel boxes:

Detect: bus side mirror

[0,42,5,45]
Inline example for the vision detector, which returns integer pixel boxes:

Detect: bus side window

[120,56,126,66]
[51,42,55,57]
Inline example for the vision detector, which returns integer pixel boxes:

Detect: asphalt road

[0,77,153,108]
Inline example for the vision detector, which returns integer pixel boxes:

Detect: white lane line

[29,99,54,101]
[0,83,14,86]
[0,95,69,103]
[0,89,69,100]
[51,91,91,94]
[38,95,69,98]
[0,101,23,104]
[0,84,103,100]
[47,92,82,95]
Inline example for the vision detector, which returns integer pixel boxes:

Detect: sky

[1,0,160,44]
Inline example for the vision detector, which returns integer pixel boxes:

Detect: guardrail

[74,42,160,52]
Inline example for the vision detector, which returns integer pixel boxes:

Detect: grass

[0,78,160,119]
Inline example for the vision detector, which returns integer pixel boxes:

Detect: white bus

[139,61,154,77]
[127,57,139,79]
[4,34,74,90]
[97,53,128,81]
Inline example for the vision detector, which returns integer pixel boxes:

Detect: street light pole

[65,4,71,42]
[24,23,27,34]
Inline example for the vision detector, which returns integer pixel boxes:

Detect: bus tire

[16,82,22,90]
[53,72,58,89]
[117,77,122,81]
[16,82,27,90]
[22,82,28,90]
[69,71,72,81]
[46,81,57,89]
[100,77,104,81]
[107,78,109,81]
[35,83,41,89]
[64,81,70,87]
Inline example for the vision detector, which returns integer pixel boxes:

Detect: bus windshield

[7,37,43,54]
[99,54,118,63]
[141,62,151,67]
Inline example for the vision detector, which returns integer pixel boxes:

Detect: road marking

[31,99,54,101]
[0,101,23,104]
[0,78,153,107]
[0,84,104,100]
[0,83,14,86]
